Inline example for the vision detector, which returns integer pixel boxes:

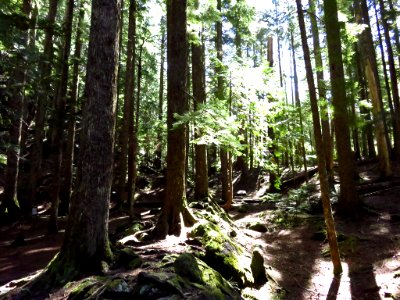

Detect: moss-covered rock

[189,210,254,287]
[250,248,267,285]
[67,277,105,300]
[112,247,142,270]
[174,253,203,283]
[247,222,268,233]
[133,254,241,300]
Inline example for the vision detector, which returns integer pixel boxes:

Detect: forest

[0,0,400,299]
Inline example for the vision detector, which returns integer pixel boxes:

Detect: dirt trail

[0,161,399,299]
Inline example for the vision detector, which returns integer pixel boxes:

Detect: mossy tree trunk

[192,33,209,200]
[297,0,342,276]
[154,0,195,238]
[325,0,360,216]
[34,0,121,286]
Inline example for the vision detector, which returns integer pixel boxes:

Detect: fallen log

[279,167,319,192]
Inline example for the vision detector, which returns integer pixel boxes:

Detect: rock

[247,222,268,233]
[174,253,203,283]
[250,248,268,285]
[113,247,142,270]
[105,278,131,293]
[237,190,247,196]
[189,218,254,287]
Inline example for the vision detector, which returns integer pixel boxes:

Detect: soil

[0,160,399,299]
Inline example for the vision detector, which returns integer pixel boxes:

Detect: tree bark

[290,29,308,180]
[59,0,86,216]
[378,0,400,160]
[36,0,121,285]
[48,0,75,234]
[192,34,209,200]
[325,0,360,216]
[117,0,136,209]
[154,0,195,238]
[29,0,59,212]
[309,0,334,183]
[155,16,166,170]
[355,0,392,177]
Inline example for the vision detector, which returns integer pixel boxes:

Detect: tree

[309,0,333,183]
[29,0,59,214]
[30,0,122,286]
[192,31,208,200]
[117,0,136,210]
[297,0,342,276]
[325,0,360,216]
[216,0,233,210]
[354,0,392,177]
[153,0,195,238]
[48,0,76,233]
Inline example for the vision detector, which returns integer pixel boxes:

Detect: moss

[189,219,253,287]
[67,277,104,300]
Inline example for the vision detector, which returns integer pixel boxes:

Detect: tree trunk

[325,0,360,216]
[48,0,75,234]
[28,0,58,217]
[355,0,392,177]
[354,46,376,158]
[117,0,136,209]
[155,16,166,170]
[192,34,208,200]
[154,0,195,238]
[309,0,334,183]
[34,0,121,286]
[378,0,400,160]
[128,38,144,217]
[290,29,308,180]
[297,0,342,276]
[59,0,85,216]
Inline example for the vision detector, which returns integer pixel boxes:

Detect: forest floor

[0,160,400,299]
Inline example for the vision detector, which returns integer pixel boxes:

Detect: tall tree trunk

[29,0,59,217]
[48,0,75,234]
[309,0,334,183]
[290,29,308,179]
[155,16,166,170]
[59,0,86,216]
[33,0,121,287]
[0,0,33,220]
[117,0,136,208]
[325,0,360,216]
[355,0,392,177]
[192,34,208,200]
[128,38,144,217]
[378,0,400,160]
[373,0,396,147]
[354,46,376,158]
[154,0,195,238]
[297,0,342,276]
[215,0,233,210]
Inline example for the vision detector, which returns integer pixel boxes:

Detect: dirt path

[1,162,400,299]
